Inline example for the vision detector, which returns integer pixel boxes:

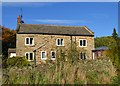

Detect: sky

[1,0,119,2]
[2,2,118,37]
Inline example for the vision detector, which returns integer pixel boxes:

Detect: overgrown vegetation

[7,57,30,68]
[95,28,120,84]
[95,36,120,78]
[2,57,117,84]
[2,42,119,84]
[95,36,114,48]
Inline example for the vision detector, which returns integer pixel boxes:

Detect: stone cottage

[16,16,94,64]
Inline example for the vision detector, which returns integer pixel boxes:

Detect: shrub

[7,56,30,68]
[110,75,120,84]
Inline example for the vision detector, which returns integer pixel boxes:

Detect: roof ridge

[17,23,94,36]
[21,23,85,27]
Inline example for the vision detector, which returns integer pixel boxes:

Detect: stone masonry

[16,33,94,64]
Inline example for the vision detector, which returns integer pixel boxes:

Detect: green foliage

[7,56,30,68]
[2,56,8,68]
[112,28,118,40]
[86,71,98,84]
[111,75,120,85]
[2,41,117,84]
[95,36,114,48]
[95,35,120,75]
[1,26,16,57]
[105,38,120,74]
[67,42,79,63]
[2,59,117,84]
[95,31,120,83]
[2,39,119,84]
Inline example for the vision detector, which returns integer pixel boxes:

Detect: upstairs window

[51,51,56,60]
[79,39,87,47]
[56,38,64,46]
[25,37,34,45]
[41,51,47,60]
[25,52,34,61]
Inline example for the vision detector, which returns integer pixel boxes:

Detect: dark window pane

[58,39,60,45]
[80,53,82,59]
[61,39,63,45]
[51,52,55,58]
[30,53,33,60]
[83,53,86,60]
[80,40,82,46]
[26,38,29,44]
[26,53,28,60]
[83,40,86,46]
[30,38,33,44]
[42,52,45,58]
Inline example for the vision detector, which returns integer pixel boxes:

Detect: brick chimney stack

[17,15,21,24]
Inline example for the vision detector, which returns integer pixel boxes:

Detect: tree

[112,28,118,40]
[1,26,16,57]
[95,36,114,48]
[106,29,120,77]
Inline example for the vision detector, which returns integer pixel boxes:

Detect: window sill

[79,46,87,47]
[56,45,64,47]
[51,58,55,60]
[41,58,47,60]
[25,44,35,47]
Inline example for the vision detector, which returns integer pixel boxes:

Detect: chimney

[17,15,21,24]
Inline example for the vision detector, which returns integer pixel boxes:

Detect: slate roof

[8,48,16,53]
[17,24,94,36]
[92,46,108,51]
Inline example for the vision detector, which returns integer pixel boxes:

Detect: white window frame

[10,53,16,58]
[41,51,47,60]
[25,52,34,61]
[79,39,87,47]
[56,38,64,46]
[80,52,86,60]
[51,51,56,60]
[25,37,34,46]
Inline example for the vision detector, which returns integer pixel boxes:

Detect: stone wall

[16,34,94,64]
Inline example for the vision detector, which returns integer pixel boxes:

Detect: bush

[7,56,30,68]
[2,57,8,68]
[111,75,120,84]
[2,41,118,84]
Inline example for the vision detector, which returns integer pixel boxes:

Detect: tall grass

[2,58,117,84]
[2,43,118,84]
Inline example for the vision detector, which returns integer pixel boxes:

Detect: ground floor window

[51,51,56,60]
[25,52,34,61]
[80,52,86,60]
[41,51,47,60]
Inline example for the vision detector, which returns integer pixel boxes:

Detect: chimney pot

[17,15,21,24]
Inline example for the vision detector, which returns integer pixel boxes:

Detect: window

[25,37,34,45]
[10,53,16,58]
[79,39,87,47]
[25,52,34,61]
[51,51,56,60]
[56,38,64,46]
[80,52,86,60]
[41,51,47,60]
